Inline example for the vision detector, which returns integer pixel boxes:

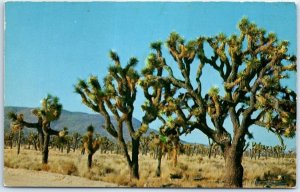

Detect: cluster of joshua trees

[249,142,289,159]
[5,130,293,159]
[6,18,296,188]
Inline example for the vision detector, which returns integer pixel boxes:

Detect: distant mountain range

[3,106,296,150]
[4,106,158,141]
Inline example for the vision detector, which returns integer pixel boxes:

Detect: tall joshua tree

[145,18,296,187]
[75,49,169,179]
[8,94,67,164]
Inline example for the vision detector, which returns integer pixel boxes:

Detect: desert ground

[3,148,296,188]
[4,167,120,187]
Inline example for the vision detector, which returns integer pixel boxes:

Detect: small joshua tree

[72,132,82,152]
[8,94,67,164]
[4,131,14,149]
[82,125,100,168]
[98,136,113,154]
[9,113,24,154]
[27,131,39,151]
[140,136,151,155]
[148,125,181,177]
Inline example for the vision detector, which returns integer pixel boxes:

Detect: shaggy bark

[42,133,50,164]
[88,154,93,168]
[223,145,244,188]
[156,145,163,177]
[130,138,140,179]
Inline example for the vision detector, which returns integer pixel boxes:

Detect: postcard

[3,1,297,188]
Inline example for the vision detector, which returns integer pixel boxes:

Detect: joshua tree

[81,125,100,168]
[251,142,263,159]
[97,136,114,154]
[144,18,296,187]
[72,132,82,152]
[27,131,39,150]
[10,114,25,154]
[53,127,69,153]
[250,142,278,159]
[208,140,221,159]
[75,50,167,179]
[150,128,180,177]
[272,144,286,159]
[8,94,67,164]
[140,135,151,155]
[4,131,14,149]
[183,144,193,156]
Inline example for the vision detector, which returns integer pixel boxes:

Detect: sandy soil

[3,167,122,187]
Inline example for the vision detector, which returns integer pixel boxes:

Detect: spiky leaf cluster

[38,94,62,122]
[87,125,94,133]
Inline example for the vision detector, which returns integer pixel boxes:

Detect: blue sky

[4,2,296,149]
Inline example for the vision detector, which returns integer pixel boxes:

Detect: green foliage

[88,76,101,90]
[77,79,88,90]
[267,32,277,42]
[7,112,17,121]
[141,67,154,76]
[145,53,162,70]
[160,135,167,143]
[108,64,122,74]
[238,17,250,33]
[109,50,120,63]
[126,67,140,81]
[217,33,227,41]
[166,32,184,48]
[150,41,162,51]
[127,57,139,69]
[208,86,219,97]
[87,125,94,133]
[40,94,62,121]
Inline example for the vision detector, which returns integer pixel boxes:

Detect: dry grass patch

[4,148,296,188]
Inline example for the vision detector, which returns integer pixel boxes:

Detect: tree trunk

[208,145,212,159]
[17,129,21,155]
[173,146,178,167]
[154,146,158,159]
[73,142,77,152]
[38,130,44,151]
[88,153,93,168]
[42,134,50,164]
[223,145,244,188]
[156,144,162,177]
[34,141,37,151]
[130,137,140,179]
[67,144,70,154]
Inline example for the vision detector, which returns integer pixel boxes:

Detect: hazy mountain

[4,106,158,141]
